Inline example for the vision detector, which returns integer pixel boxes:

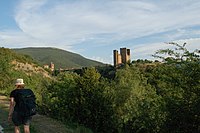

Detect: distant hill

[13,47,105,69]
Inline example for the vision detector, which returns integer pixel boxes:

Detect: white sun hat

[15,79,24,85]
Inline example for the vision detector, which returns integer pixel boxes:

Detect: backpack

[17,89,37,117]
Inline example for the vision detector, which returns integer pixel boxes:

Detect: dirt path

[0,95,75,133]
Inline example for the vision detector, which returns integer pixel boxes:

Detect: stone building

[43,62,55,72]
[50,62,55,72]
[113,48,130,66]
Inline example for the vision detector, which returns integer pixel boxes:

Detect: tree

[112,65,166,133]
[151,42,200,133]
[0,48,12,90]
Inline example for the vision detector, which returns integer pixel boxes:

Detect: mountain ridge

[13,47,105,69]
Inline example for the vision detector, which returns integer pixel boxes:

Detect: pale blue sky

[1,0,200,64]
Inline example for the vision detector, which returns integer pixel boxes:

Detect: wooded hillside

[14,47,105,69]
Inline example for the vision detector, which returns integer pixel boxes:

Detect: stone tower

[120,48,130,64]
[113,48,130,66]
[113,50,122,66]
[50,62,55,72]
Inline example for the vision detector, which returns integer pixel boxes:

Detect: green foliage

[132,59,153,64]
[6,42,198,133]
[0,48,12,90]
[0,47,50,105]
[42,68,117,132]
[150,42,200,133]
[112,66,166,133]
[96,65,116,79]
[43,66,167,133]
[153,42,200,63]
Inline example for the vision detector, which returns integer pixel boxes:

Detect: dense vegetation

[1,43,199,133]
[14,47,104,69]
[40,43,200,132]
[0,47,50,103]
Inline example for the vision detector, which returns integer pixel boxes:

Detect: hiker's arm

[8,97,15,121]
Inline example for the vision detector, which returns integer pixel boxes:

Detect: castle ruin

[43,62,55,72]
[113,48,130,66]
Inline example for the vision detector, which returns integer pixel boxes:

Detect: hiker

[8,79,36,133]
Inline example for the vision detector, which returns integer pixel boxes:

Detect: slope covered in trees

[14,47,105,69]
[0,47,50,102]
